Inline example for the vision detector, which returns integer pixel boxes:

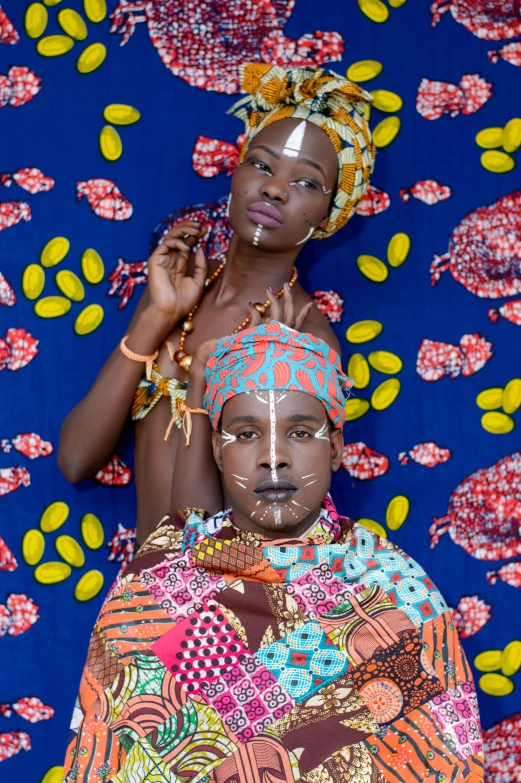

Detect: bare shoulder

[304,307,342,356]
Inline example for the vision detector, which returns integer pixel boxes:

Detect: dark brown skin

[58,117,341,546]
[213,391,343,538]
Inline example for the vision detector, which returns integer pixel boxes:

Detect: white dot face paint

[282,120,307,158]
[253,223,262,247]
[269,389,278,484]
[273,506,282,526]
[221,430,237,448]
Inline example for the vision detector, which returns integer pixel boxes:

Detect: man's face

[213,390,343,537]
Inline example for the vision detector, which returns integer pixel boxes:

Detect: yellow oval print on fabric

[84,0,107,23]
[346,320,383,344]
[481,150,515,173]
[386,495,409,530]
[81,513,104,549]
[344,398,370,421]
[22,529,45,566]
[41,236,70,267]
[74,304,104,335]
[25,3,48,38]
[37,34,74,56]
[371,90,403,113]
[22,264,45,300]
[474,650,502,672]
[356,255,388,283]
[358,0,389,23]
[475,127,503,149]
[373,117,401,148]
[40,501,69,533]
[100,125,123,161]
[502,118,521,154]
[479,672,514,697]
[346,60,382,83]
[35,561,72,584]
[501,640,521,677]
[77,42,106,73]
[387,233,410,268]
[55,535,85,568]
[82,249,105,284]
[347,353,370,390]
[371,379,401,410]
[57,8,87,40]
[476,388,503,410]
[502,379,521,414]
[358,519,387,538]
[75,570,104,601]
[56,270,85,302]
[481,411,515,434]
[103,104,141,125]
[368,351,403,374]
[35,296,71,318]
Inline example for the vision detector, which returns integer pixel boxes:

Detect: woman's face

[228,118,338,251]
[212,390,343,538]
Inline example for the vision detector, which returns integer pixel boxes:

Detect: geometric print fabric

[63,504,483,783]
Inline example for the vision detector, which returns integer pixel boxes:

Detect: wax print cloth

[0,2,520,782]
[63,498,484,782]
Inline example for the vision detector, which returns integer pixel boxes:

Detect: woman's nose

[260,178,288,204]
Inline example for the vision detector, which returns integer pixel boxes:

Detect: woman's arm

[57,221,208,483]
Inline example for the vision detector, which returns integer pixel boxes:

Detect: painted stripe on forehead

[283,120,307,158]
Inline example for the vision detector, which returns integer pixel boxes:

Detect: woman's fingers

[282,283,295,328]
[192,246,208,289]
[248,303,262,327]
[267,287,283,322]
[294,302,314,331]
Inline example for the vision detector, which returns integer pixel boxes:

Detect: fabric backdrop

[1,1,520,781]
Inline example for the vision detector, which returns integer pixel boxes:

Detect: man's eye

[290,430,311,439]
[237,431,259,440]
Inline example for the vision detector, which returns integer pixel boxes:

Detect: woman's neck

[213,232,301,305]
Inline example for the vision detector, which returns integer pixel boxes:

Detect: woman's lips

[246,202,284,228]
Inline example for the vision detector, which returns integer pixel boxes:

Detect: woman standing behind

[57,63,375,546]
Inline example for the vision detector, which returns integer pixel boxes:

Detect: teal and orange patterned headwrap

[204,322,353,429]
[227,63,375,240]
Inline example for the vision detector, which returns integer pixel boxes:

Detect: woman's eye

[292,179,317,190]
[251,160,271,174]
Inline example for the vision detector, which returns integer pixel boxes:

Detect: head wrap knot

[228,63,375,239]
[204,322,353,429]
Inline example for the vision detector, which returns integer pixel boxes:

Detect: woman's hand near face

[146,220,208,330]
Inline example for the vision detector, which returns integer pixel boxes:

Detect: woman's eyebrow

[295,157,326,180]
[248,144,326,180]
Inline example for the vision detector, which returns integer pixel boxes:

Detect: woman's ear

[212,431,225,472]
[318,212,330,230]
[330,427,344,472]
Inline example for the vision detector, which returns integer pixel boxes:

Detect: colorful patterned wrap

[62,497,484,783]
[203,321,353,429]
[227,63,375,239]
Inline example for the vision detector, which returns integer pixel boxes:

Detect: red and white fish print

[341,442,389,480]
[0,271,15,306]
[0,697,54,723]
[482,712,521,783]
[488,300,521,326]
[0,536,17,572]
[430,451,521,560]
[0,433,53,459]
[107,258,148,309]
[152,195,233,262]
[311,290,344,323]
[489,41,521,66]
[431,189,521,298]
[399,179,452,205]
[0,731,31,763]
[109,0,343,94]
[398,441,452,467]
[487,561,521,588]
[192,134,246,178]
[355,184,390,216]
[0,467,30,497]
[431,0,521,41]
[0,328,39,371]
[76,178,133,220]
[0,200,31,231]
[1,167,55,194]
[0,593,39,637]
[450,595,491,638]
[417,334,493,381]
[0,6,18,44]
[95,454,132,486]
[416,74,492,120]
[0,66,41,108]
[107,523,136,571]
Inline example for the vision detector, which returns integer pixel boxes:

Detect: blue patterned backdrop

[1,1,521,780]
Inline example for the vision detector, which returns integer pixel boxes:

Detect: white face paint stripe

[221,430,237,448]
[269,390,278,483]
[303,479,318,487]
[276,394,286,403]
[232,474,248,481]
[314,422,330,441]
[295,226,315,246]
[253,223,262,247]
[255,394,269,404]
[235,481,247,489]
[292,500,310,511]
[283,120,307,158]
[274,506,282,526]
[302,474,315,479]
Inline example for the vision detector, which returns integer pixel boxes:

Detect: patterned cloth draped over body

[132,362,187,428]
[62,497,484,783]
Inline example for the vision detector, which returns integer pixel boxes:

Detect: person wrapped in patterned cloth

[63,306,484,783]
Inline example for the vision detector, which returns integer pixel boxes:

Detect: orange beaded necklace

[173,262,298,371]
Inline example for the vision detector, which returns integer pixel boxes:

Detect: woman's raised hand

[248,284,314,332]
[147,220,208,327]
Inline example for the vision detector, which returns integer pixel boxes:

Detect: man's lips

[254,480,296,502]
[247,201,284,228]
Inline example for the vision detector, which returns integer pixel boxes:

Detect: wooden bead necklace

[173,262,298,371]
